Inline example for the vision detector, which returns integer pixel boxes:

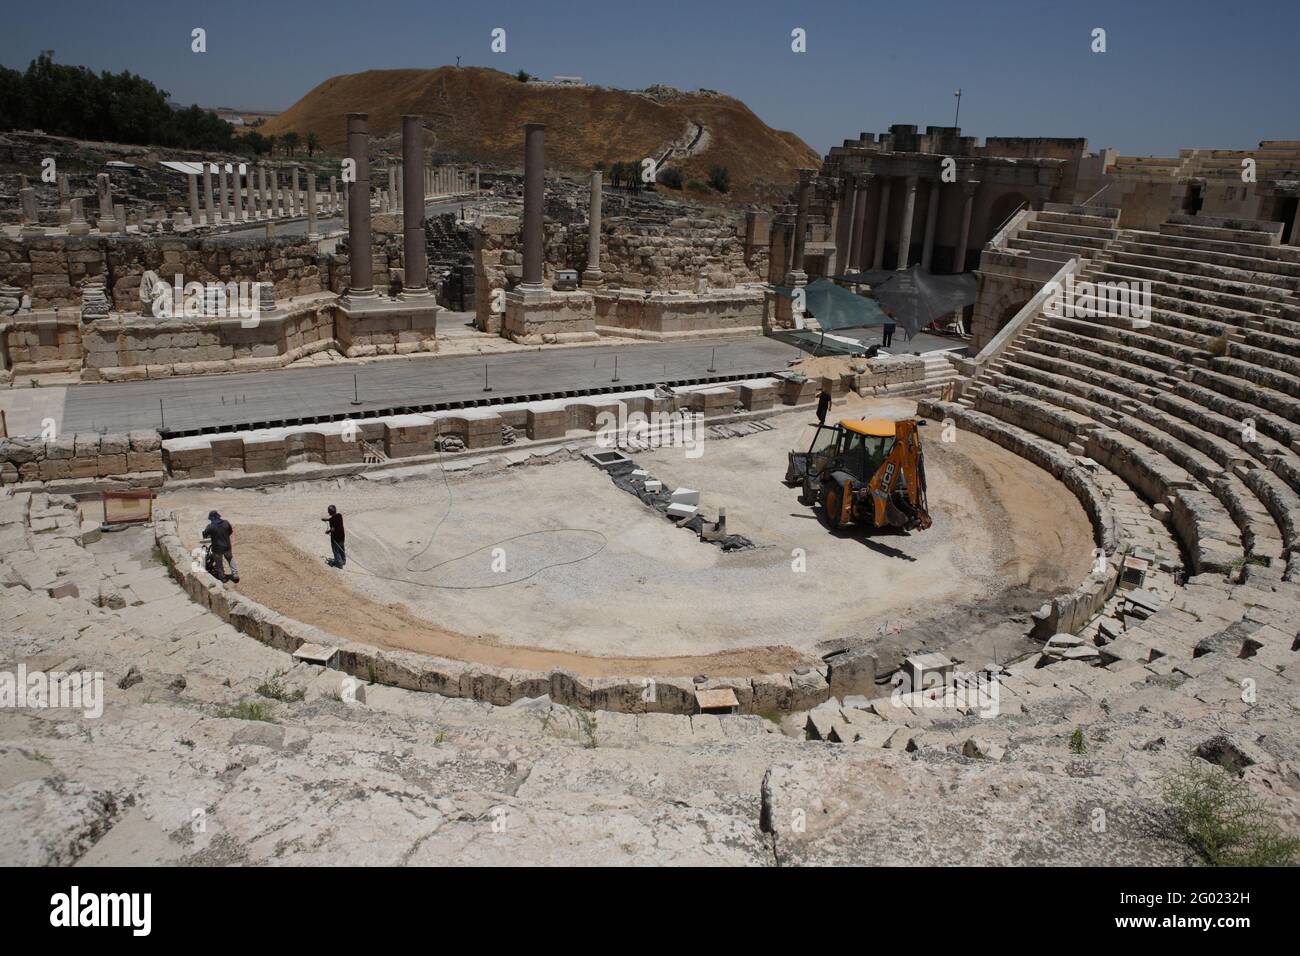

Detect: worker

[322,504,346,568]
[201,510,239,583]
[815,387,833,425]
[881,307,897,348]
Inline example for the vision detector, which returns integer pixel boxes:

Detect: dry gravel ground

[160,396,1093,676]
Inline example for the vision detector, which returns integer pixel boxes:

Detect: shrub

[657,167,684,189]
[1162,761,1300,866]
[707,164,731,193]
[687,179,709,194]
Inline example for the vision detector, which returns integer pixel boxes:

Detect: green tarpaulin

[771,278,890,332]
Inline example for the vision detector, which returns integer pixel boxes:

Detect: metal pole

[351,373,361,406]
[612,355,620,383]
[708,347,717,372]
[159,399,165,430]
[483,364,492,392]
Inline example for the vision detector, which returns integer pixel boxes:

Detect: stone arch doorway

[988,191,1032,234]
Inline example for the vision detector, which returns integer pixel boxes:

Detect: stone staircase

[947,217,1300,590]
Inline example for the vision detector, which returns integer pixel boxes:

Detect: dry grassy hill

[261,67,819,203]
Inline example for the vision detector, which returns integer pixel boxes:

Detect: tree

[241,131,270,156]
[306,132,321,157]
[707,164,730,193]
[266,134,278,157]
[658,167,683,189]
[281,131,300,157]
[515,69,531,82]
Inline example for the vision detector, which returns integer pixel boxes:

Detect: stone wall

[592,287,766,339]
[0,431,164,485]
[0,234,324,312]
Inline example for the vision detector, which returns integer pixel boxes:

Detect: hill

[260,67,819,203]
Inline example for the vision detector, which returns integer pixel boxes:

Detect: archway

[988,191,1032,234]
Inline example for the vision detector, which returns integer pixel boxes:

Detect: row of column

[379,163,480,213]
[832,172,979,274]
[344,112,430,298]
[187,164,346,234]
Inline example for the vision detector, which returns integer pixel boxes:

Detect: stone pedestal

[68,199,91,236]
[334,295,441,357]
[96,173,116,232]
[503,288,598,345]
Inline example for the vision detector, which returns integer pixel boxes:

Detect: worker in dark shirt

[323,505,346,568]
[881,308,897,348]
[815,387,833,425]
[201,510,239,583]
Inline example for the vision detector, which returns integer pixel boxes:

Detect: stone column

[400,115,430,296]
[203,164,216,225]
[269,170,279,218]
[521,124,546,290]
[68,198,90,235]
[257,165,268,217]
[896,175,918,270]
[234,164,246,221]
[342,182,350,228]
[329,176,338,218]
[291,166,301,217]
[306,173,318,239]
[787,168,813,283]
[872,178,893,271]
[388,164,398,213]
[95,173,115,231]
[218,165,230,221]
[768,223,789,284]
[583,169,603,284]
[920,179,941,272]
[188,174,200,225]
[475,167,481,193]
[396,161,404,210]
[954,181,979,273]
[113,204,126,233]
[58,173,71,224]
[848,176,871,272]
[832,174,856,275]
[19,187,40,234]
[346,113,375,296]
[249,169,260,219]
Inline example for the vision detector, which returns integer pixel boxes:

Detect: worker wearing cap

[201,510,238,583]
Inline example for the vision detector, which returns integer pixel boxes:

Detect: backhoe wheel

[799,476,815,506]
[824,484,842,529]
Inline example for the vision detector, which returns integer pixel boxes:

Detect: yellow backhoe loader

[786,418,932,533]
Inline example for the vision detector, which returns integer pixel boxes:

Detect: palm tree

[266,134,277,157]
[282,131,300,157]
[306,132,321,157]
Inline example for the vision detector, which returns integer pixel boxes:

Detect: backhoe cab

[788,418,932,533]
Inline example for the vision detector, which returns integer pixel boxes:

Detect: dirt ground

[159,395,1095,678]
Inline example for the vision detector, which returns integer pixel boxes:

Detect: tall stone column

[920,179,941,272]
[95,173,116,231]
[871,178,893,270]
[768,223,789,284]
[520,123,546,291]
[395,161,403,210]
[583,169,603,284]
[269,170,279,218]
[306,173,318,239]
[833,174,855,275]
[787,168,813,284]
[19,187,40,234]
[203,164,216,225]
[291,166,301,217]
[329,177,338,217]
[388,164,398,213]
[475,167,481,193]
[58,173,71,224]
[248,169,260,218]
[954,181,979,273]
[342,182,350,227]
[848,176,871,272]
[234,164,245,221]
[896,175,919,270]
[345,113,375,296]
[187,174,200,225]
[218,165,230,221]
[401,114,429,296]
[258,165,268,217]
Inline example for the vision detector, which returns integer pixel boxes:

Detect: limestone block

[739,383,776,411]
[526,408,566,441]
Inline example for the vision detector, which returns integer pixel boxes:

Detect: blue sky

[4,0,1297,157]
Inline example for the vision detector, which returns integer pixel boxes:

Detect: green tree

[707,164,730,193]
[658,167,683,189]
[281,131,300,157]
[306,132,321,157]
[515,69,531,82]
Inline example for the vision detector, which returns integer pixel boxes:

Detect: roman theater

[1,62,1298,867]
